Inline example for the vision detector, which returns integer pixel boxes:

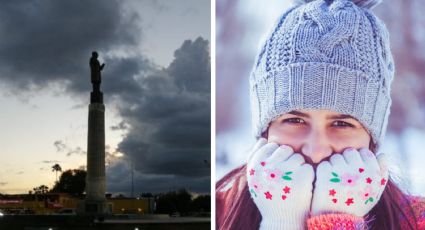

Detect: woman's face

[267,109,371,164]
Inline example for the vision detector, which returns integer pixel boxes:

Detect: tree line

[30,165,210,215]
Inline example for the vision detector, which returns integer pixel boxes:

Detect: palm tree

[52,163,62,183]
[39,185,49,194]
[33,185,49,194]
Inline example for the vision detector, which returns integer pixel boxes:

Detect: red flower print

[265,191,272,200]
[260,162,266,167]
[249,169,255,176]
[250,179,262,193]
[332,198,337,203]
[282,195,287,200]
[366,177,372,184]
[283,186,291,194]
[359,168,364,173]
[381,178,387,185]
[341,173,359,187]
[264,169,283,183]
[358,185,376,202]
[345,198,354,206]
[329,189,336,196]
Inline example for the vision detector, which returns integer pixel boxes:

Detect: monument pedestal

[78,199,112,216]
[77,93,111,215]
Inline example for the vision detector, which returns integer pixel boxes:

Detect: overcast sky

[0,0,210,195]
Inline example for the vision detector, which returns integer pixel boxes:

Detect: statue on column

[90,51,105,92]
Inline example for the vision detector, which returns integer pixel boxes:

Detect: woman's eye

[332,120,354,128]
[282,118,305,124]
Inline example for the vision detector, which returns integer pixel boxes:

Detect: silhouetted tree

[155,189,192,215]
[191,195,211,212]
[51,169,86,196]
[140,192,153,198]
[115,194,126,198]
[33,185,49,194]
[52,163,62,183]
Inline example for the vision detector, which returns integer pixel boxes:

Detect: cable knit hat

[250,0,394,149]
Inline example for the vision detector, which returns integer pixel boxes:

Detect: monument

[78,51,111,215]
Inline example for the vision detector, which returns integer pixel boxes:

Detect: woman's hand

[246,139,314,229]
[311,148,389,217]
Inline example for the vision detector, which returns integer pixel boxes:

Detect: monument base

[77,200,112,216]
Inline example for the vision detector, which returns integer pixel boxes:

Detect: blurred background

[216,0,425,196]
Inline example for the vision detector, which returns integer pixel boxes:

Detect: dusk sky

[0,0,211,195]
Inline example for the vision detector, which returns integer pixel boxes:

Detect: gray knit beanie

[250,0,394,149]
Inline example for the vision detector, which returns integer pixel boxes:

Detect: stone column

[78,53,111,215]
[86,102,106,200]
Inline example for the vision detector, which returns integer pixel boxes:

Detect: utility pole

[130,161,134,213]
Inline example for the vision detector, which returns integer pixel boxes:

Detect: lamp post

[131,161,134,198]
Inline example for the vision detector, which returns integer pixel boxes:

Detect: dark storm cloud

[40,160,61,164]
[144,0,169,12]
[168,39,211,93]
[0,0,141,95]
[101,57,154,100]
[106,160,210,194]
[113,38,211,193]
[66,147,86,157]
[110,121,128,131]
[0,1,210,193]
[54,140,86,156]
[54,140,66,152]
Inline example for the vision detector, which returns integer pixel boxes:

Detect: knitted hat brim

[250,62,391,150]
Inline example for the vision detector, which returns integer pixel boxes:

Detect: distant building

[0,193,154,215]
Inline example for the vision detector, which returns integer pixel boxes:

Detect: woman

[216,0,425,229]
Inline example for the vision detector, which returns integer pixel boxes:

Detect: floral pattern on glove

[311,148,389,217]
[246,141,314,229]
[248,160,297,201]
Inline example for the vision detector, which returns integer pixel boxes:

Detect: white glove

[311,148,389,217]
[247,140,314,230]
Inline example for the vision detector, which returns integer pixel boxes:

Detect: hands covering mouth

[246,138,388,229]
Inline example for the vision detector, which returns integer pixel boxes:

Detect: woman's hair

[216,141,418,230]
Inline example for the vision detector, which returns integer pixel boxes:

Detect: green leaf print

[330,178,341,183]
[330,172,341,183]
[250,189,257,197]
[282,176,292,181]
[281,171,293,180]
[365,197,374,204]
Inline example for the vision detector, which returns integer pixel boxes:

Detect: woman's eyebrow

[287,111,355,120]
[288,110,309,118]
[326,114,355,120]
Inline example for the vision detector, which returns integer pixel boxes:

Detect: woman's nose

[301,129,333,164]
